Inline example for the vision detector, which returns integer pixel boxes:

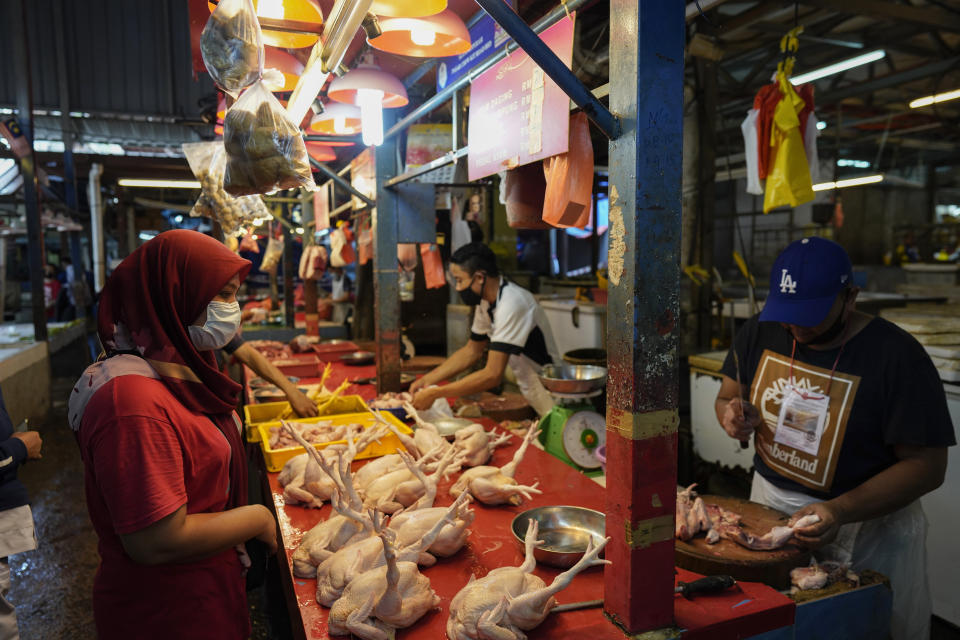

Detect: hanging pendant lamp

[309,102,362,137]
[328,61,407,146]
[368,10,470,57]
[370,0,445,19]
[208,0,324,49]
[264,47,305,92]
[305,141,337,162]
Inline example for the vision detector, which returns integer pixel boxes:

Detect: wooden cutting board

[675,495,810,589]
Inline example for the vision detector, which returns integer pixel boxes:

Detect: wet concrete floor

[7,375,284,639]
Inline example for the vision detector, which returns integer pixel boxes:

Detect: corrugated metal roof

[0,0,215,121]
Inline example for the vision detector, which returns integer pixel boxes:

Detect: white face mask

[188,300,241,351]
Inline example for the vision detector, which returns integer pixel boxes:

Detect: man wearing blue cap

[715,237,955,640]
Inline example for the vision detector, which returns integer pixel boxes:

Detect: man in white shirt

[410,243,558,415]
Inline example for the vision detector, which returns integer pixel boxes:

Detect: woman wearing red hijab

[69,230,277,640]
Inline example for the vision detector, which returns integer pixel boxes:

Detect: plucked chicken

[449,425,543,506]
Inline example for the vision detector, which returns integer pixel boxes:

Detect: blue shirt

[0,387,29,511]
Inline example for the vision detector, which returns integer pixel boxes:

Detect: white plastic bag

[200,0,262,96]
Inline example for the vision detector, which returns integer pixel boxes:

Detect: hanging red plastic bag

[200,0,262,96]
[329,224,356,267]
[420,244,445,289]
[763,72,814,213]
[502,163,550,229]
[239,231,260,253]
[223,81,316,196]
[397,244,418,272]
[543,112,594,228]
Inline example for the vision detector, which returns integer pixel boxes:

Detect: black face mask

[802,293,851,346]
[458,274,484,306]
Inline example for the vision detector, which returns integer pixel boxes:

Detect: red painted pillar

[603,0,685,633]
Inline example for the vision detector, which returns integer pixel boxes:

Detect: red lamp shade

[368,10,470,58]
[305,141,336,162]
[370,0,445,18]
[309,102,362,136]
[208,0,323,49]
[327,64,408,108]
[264,46,305,92]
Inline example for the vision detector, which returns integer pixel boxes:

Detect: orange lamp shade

[309,102,362,136]
[216,95,228,121]
[305,141,337,162]
[327,64,409,108]
[208,0,323,49]
[370,0,446,18]
[368,10,470,57]
[264,47,305,92]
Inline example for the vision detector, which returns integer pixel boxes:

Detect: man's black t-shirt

[721,315,955,499]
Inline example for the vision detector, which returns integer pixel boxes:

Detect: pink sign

[467,15,575,182]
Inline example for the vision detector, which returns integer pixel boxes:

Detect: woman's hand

[720,398,762,442]
[790,501,845,548]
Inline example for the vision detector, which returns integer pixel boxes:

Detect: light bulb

[410,27,436,47]
[333,115,348,134]
[256,0,284,19]
[357,88,384,146]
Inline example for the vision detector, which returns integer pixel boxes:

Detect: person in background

[42,265,61,320]
[715,237,954,640]
[0,387,42,640]
[410,242,559,414]
[69,230,278,640]
[328,265,353,326]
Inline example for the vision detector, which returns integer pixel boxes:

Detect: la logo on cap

[779,269,797,294]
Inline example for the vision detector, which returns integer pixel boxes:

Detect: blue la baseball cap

[759,237,853,327]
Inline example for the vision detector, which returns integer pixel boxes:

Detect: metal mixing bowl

[511,506,606,568]
[341,350,375,365]
[538,364,607,394]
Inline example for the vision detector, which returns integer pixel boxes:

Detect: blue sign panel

[436,14,512,92]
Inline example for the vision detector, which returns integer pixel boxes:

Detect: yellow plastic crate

[257,411,411,472]
[243,395,370,442]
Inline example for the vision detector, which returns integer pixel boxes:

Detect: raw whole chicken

[327,526,440,639]
[390,494,475,558]
[363,448,457,514]
[352,453,408,493]
[368,391,413,410]
[316,496,467,606]
[446,518,610,640]
[449,425,543,506]
[400,403,452,457]
[452,423,512,468]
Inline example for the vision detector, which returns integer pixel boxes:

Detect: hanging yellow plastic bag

[763,72,814,213]
[223,81,316,196]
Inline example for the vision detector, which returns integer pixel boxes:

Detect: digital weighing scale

[537,389,606,477]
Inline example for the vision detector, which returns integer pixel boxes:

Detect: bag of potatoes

[200,0,262,96]
[223,81,316,196]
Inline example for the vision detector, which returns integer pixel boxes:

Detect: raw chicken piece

[716,514,821,551]
[446,518,610,640]
[452,423,512,468]
[449,425,543,506]
[401,402,452,457]
[790,561,829,590]
[317,495,467,606]
[390,495,475,558]
[327,525,440,639]
[368,391,413,410]
[363,447,457,514]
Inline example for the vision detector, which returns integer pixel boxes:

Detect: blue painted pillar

[603,0,685,633]
[373,111,402,393]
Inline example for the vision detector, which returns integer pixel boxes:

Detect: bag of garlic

[223,81,316,196]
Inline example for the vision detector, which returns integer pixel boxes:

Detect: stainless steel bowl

[511,506,606,568]
[340,350,375,365]
[538,364,607,394]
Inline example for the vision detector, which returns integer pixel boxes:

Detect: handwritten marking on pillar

[651,493,662,508]
[625,514,674,549]
[608,183,625,287]
[609,408,679,440]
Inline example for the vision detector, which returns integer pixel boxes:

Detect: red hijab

[98,229,251,414]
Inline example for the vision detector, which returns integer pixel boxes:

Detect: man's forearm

[432,367,500,400]
[828,451,946,525]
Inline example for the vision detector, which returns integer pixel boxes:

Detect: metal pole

[11,0,47,342]
[310,157,376,207]
[373,112,402,394]
[88,164,106,292]
[281,201,295,329]
[471,0,620,139]
[384,0,591,142]
[604,0,684,633]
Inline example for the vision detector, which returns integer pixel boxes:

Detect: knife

[730,308,748,450]
[676,575,738,599]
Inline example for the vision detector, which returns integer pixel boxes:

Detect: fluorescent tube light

[790,50,886,85]
[118,178,201,189]
[909,88,960,109]
[812,174,884,192]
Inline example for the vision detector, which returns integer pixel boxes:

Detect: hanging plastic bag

[239,231,260,253]
[397,244,419,272]
[183,140,269,235]
[449,196,472,255]
[260,237,283,272]
[502,163,550,229]
[420,243,445,289]
[329,224,356,267]
[223,81,316,196]
[357,217,373,265]
[763,72,814,213]
[200,0,262,96]
[542,112,594,228]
